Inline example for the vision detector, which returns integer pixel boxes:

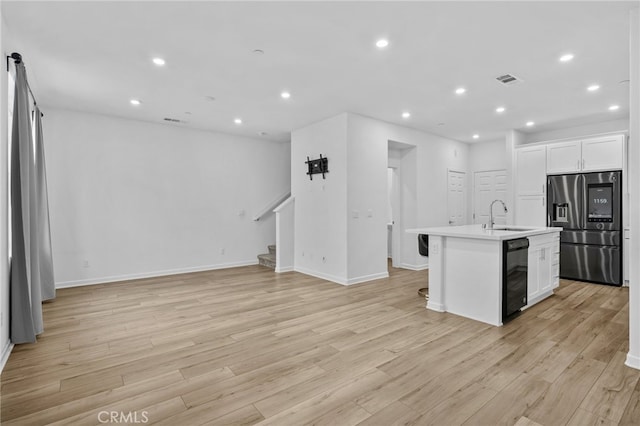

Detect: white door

[447,170,466,226]
[473,170,507,225]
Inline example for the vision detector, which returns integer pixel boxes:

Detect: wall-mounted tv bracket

[306,154,329,180]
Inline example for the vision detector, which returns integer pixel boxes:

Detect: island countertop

[406,224,563,241]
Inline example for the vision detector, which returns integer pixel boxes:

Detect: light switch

[367,209,373,218]
[352,210,359,219]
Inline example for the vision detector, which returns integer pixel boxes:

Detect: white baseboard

[55,260,259,288]
[294,267,389,286]
[275,266,294,273]
[0,340,14,374]
[399,262,429,271]
[626,352,640,370]
[346,272,389,285]
[427,301,446,312]
[294,266,348,285]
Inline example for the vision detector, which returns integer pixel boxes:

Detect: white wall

[468,139,508,223]
[0,11,11,370]
[44,108,290,287]
[292,112,469,284]
[627,7,639,370]
[291,113,348,283]
[523,119,629,144]
[468,139,507,173]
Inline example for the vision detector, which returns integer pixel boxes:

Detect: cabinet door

[527,248,541,301]
[516,195,546,227]
[582,135,624,171]
[539,245,553,293]
[516,146,546,195]
[547,141,581,174]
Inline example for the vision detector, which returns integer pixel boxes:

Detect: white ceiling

[2,1,637,143]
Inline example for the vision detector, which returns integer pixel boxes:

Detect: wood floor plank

[579,351,640,423]
[525,355,608,425]
[463,372,550,425]
[1,265,637,425]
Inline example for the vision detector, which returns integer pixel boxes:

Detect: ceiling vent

[163,117,183,123]
[496,74,523,86]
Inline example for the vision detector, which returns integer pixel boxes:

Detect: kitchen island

[407,225,562,326]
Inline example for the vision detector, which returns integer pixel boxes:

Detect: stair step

[268,245,276,255]
[258,253,276,269]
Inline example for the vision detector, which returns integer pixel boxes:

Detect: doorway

[447,170,467,226]
[388,141,417,270]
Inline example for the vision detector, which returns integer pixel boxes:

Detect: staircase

[258,245,276,269]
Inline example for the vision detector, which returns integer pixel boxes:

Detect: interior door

[474,170,507,225]
[447,170,466,226]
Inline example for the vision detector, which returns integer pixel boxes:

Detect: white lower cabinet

[527,233,560,307]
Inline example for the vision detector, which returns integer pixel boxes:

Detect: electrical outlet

[83,260,90,268]
[220,248,225,255]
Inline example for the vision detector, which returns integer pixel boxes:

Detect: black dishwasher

[502,238,529,321]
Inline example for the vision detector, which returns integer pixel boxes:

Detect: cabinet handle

[583,159,585,169]
[542,197,545,206]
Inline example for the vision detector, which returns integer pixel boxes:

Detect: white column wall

[627,7,639,370]
[291,114,349,283]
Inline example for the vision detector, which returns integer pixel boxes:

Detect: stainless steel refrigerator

[547,171,622,286]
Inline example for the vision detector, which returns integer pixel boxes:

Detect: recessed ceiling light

[204,95,216,102]
[402,111,411,119]
[472,134,479,139]
[455,87,466,95]
[130,99,141,106]
[252,49,264,55]
[496,106,506,113]
[609,105,620,111]
[258,131,269,136]
[376,39,389,48]
[587,84,600,92]
[559,53,574,62]
[281,91,291,99]
[152,57,165,66]
[234,118,243,124]
[526,121,535,127]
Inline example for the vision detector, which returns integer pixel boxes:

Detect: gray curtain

[10,61,55,344]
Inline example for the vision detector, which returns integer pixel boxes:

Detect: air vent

[163,117,183,123]
[496,74,523,85]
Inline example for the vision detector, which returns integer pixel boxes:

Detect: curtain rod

[7,52,41,114]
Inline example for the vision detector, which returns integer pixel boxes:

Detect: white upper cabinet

[546,141,581,174]
[581,135,625,172]
[546,135,624,174]
[515,145,546,226]
[515,145,546,195]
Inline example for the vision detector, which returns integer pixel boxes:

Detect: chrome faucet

[488,199,508,229]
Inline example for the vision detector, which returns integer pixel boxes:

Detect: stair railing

[253,190,291,221]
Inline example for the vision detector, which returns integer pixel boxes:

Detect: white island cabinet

[406,225,561,326]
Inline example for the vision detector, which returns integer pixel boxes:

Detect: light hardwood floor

[1,264,639,425]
